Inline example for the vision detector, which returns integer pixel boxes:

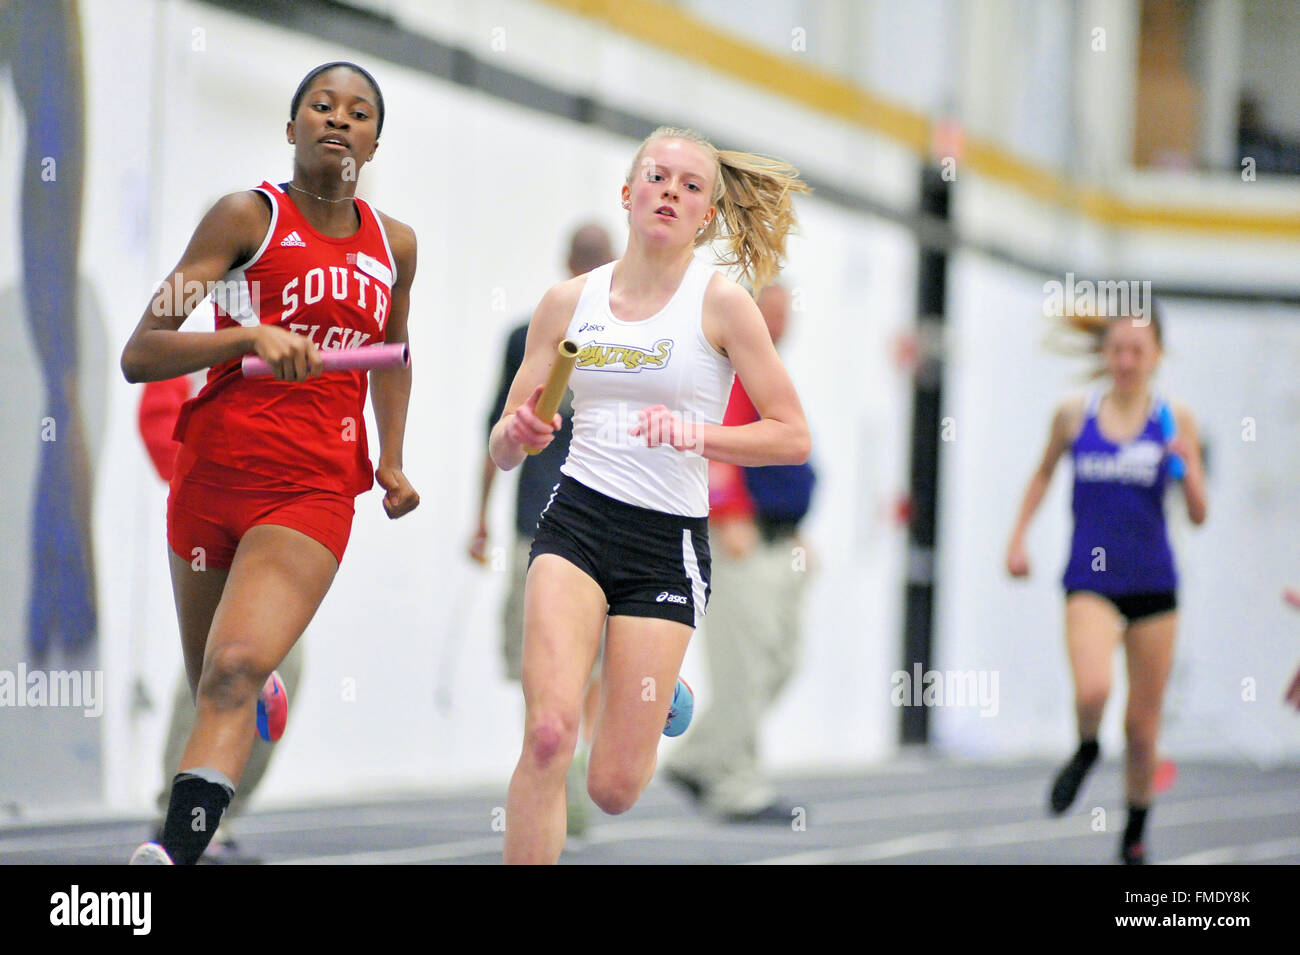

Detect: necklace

[287,180,353,204]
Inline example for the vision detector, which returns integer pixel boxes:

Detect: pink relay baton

[241,343,410,378]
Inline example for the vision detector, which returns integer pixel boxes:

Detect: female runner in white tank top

[489,127,811,864]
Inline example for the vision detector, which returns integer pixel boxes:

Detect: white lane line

[753,817,1079,864]
[752,789,1300,864]
[274,835,505,865]
[274,788,1300,865]
[271,818,724,864]
[9,772,1297,863]
[0,779,1042,855]
[0,803,501,854]
[1166,836,1300,865]
[808,780,1050,824]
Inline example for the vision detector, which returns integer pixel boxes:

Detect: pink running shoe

[256,671,288,742]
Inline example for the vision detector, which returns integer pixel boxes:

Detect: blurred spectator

[666,284,817,822]
[1237,93,1300,176]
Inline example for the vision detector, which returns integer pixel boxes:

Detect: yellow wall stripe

[540,0,1300,239]
[546,0,930,150]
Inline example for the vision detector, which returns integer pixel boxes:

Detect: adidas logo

[280,231,306,247]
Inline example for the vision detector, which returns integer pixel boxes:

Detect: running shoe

[1120,841,1147,865]
[662,678,694,738]
[129,842,174,865]
[1153,757,1177,795]
[256,670,288,743]
[664,768,707,803]
[724,801,802,825]
[566,747,590,838]
[1048,744,1099,814]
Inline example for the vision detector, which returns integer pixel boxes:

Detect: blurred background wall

[1,0,1296,818]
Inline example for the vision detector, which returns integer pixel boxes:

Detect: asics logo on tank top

[1075,440,1163,486]
[575,338,674,372]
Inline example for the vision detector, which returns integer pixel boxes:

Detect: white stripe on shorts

[537,482,560,524]
[681,528,707,629]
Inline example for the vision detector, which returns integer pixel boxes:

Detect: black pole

[900,164,951,745]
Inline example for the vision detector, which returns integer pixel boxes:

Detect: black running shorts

[529,474,711,627]
[1065,589,1178,623]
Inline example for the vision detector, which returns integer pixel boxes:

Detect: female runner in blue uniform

[1006,304,1207,864]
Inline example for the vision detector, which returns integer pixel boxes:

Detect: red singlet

[172,181,397,496]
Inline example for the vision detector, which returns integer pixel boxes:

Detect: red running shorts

[167,445,355,569]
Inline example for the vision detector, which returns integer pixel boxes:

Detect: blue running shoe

[663,678,694,737]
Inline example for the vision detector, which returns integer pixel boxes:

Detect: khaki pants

[156,639,306,819]
[502,538,532,681]
[669,533,807,814]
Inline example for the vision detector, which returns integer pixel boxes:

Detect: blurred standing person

[665,284,816,822]
[468,223,614,835]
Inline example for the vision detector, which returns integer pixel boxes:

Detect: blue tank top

[1062,389,1178,595]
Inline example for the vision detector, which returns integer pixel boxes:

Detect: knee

[198,643,268,710]
[522,712,579,771]
[587,766,645,816]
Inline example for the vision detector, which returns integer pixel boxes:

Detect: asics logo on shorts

[656,592,688,605]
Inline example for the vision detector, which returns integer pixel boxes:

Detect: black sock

[160,769,235,865]
[1123,803,1149,848]
[1076,739,1100,764]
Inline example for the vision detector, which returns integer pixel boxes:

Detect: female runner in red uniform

[120,62,419,864]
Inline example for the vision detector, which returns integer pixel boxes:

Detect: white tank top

[560,256,734,516]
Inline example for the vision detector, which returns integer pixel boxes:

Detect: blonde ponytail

[627,127,810,293]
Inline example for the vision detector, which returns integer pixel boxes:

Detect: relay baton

[241,342,410,378]
[525,339,579,455]
[1157,402,1186,479]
